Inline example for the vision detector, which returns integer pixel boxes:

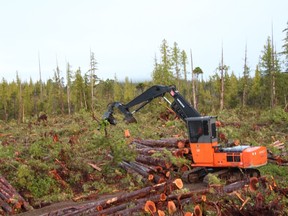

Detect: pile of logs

[268,140,288,166]
[41,179,185,216]
[0,175,32,214]
[120,138,191,184]
[39,175,287,216]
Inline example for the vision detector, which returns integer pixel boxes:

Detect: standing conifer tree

[260,36,280,108]
[152,39,174,85]
[242,44,250,107]
[250,65,262,106]
[192,66,203,110]
[113,74,122,101]
[180,50,188,97]
[190,49,196,108]
[1,78,8,121]
[16,72,23,123]
[73,68,85,111]
[89,50,98,111]
[172,42,181,88]
[66,62,72,115]
[54,64,64,114]
[281,21,288,72]
[123,77,134,102]
[38,52,43,103]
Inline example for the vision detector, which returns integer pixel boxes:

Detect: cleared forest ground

[0,108,287,215]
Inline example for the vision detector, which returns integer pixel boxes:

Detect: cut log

[173,149,184,157]
[249,177,259,192]
[0,197,12,214]
[133,138,189,148]
[173,178,183,189]
[0,175,33,212]
[136,155,172,169]
[144,200,157,214]
[223,180,249,193]
[131,142,152,149]
[119,163,148,183]
[119,161,150,180]
[120,161,163,183]
[159,193,167,201]
[93,202,128,216]
[64,181,171,215]
[158,209,165,216]
[168,200,177,215]
[113,201,145,216]
[132,161,159,174]
[194,204,202,216]
[135,147,178,156]
[87,163,102,172]
[104,179,184,216]
[176,139,187,149]
[148,174,154,181]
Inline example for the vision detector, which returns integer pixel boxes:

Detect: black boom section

[102,85,201,125]
[125,85,172,108]
[170,90,201,121]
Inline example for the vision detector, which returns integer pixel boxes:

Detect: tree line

[1,22,288,122]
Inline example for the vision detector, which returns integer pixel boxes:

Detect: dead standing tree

[218,45,229,111]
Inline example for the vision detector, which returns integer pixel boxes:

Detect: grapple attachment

[124,113,137,124]
[102,102,137,125]
[102,111,117,125]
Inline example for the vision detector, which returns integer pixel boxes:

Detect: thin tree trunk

[271,72,276,108]
[83,90,88,110]
[90,50,94,111]
[67,85,71,115]
[59,84,64,115]
[18,82,23,124]
[271,26,276,108]
[242,45,248,107]
[220,46,224,110]
[66,63,71,115]
[190,49,197,109]
[38,52,43,103]
[22,96,25,123]
[4,107,8,121]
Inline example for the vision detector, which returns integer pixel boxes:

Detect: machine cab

[186,116,218,144]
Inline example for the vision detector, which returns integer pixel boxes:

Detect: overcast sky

[1,0,287,83]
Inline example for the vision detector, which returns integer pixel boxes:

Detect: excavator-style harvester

[103,85,267,182]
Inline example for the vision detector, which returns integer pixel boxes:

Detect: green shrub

[28,139,51,159]
[259,163,288,177]
[260,107,288,124]
[16,164,58,198]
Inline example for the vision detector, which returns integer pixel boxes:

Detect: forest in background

[0,22,288,122]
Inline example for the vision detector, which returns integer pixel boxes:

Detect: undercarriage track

[182,167,261,184]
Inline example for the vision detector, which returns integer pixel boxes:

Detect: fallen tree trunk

[45,180,182,216]
[134,147,178,155]
[0,175,33,214]
[133,138,188,149]
[267,150,288,166]
[135,155,172,169]
[119,161,164,183]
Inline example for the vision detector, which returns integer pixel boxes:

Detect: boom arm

[102,85,201,125]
